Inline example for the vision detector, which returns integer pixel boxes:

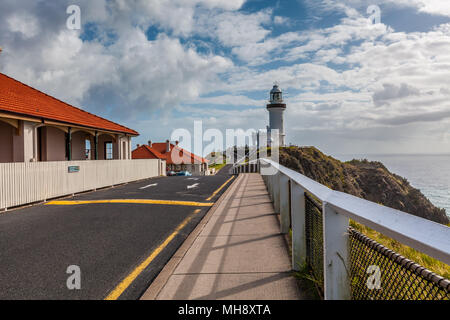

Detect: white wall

[23,121,35,162]
[0,159,162,210]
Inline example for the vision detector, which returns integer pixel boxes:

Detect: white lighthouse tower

[267,83,286,147]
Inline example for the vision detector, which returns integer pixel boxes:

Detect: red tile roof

[0,73,138,135]
[132,143,209,165]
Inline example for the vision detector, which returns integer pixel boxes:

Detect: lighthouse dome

[269,84,283,103]
[270,85,282,94]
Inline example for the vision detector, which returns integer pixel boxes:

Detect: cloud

[373,83,421,107]
[375,108,450,126]
[0,1,234,119]
[198,9,272,48]
[6,12,40,39]
[307,0,450,18]
[189,95,265,106]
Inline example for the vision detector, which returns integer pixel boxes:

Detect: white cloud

[307,0,450,17]
[0,1,234,116]
[7,12,39,38]
[189,95,265,106]
[274,16,289,25]
[201,9,272,47]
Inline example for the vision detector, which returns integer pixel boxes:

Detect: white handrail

[260,158,450,265]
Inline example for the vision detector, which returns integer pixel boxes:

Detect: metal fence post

[290,181,306,271]
[273,171,280,214]
[279,173,290,234]
[323,202,351,300]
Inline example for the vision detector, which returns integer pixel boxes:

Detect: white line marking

[187,178,199,181]
[140,183,158,189]
[187,183,199,189]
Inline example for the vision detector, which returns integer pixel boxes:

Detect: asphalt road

[0,165,234,300]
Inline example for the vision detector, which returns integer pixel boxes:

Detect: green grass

[350,221,450,279]
[209,163,227,172]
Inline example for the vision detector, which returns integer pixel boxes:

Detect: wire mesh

[348,227,450,300]
[304,193,324,294]
[302,193,449,300]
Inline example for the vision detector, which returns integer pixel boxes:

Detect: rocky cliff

[279,146,449,225]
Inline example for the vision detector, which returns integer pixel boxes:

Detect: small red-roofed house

[0,73,139,162]
[132,140,209,175]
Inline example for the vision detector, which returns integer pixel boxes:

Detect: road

[0,165,234,300]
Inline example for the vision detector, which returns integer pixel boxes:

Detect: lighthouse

[267,84,286,147]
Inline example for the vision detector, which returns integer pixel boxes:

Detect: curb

[140,174,242,300]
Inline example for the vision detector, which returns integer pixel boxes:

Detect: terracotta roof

[132,143,209,164]
[0,73,138,135]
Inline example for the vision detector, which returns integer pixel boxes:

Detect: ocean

[333,154,450,219]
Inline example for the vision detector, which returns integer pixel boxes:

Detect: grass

[350,220,450,279]
[292,262,322,300]
[209,162,227,172]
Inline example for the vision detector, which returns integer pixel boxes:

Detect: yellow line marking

[105,209,202,300]
[45,199,214,207]
[206,175,235,201]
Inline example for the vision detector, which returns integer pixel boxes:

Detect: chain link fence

[303,193,450,300]
[349,227,450,300]
[305,193,324,295]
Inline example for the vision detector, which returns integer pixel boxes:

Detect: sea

[333,154,450,219]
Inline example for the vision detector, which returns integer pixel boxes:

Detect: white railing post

[323,202,351,300]
[279,173,290,234]
[273,171,281,214]
[290,181,306,271]
[267,169,274,200]
[268,171,273,200]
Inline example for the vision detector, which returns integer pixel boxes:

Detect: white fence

[0,159,164,210]
[234,159,450,299]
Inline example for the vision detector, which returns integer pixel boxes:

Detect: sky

[1,0,450,156]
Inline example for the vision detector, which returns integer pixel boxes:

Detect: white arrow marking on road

[187,183,199,189]
[187,178,199,180]
[140,183,158,189]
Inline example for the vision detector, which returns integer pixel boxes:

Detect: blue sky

[1,0,450,155]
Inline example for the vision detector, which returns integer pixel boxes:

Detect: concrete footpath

[141,173,303,300]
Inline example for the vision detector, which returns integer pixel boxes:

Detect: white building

[266,84,286,147]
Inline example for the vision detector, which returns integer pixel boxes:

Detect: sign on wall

[68,166,80,173]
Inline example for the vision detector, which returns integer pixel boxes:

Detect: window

[85,139,91,160]
[105,142,113,160]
